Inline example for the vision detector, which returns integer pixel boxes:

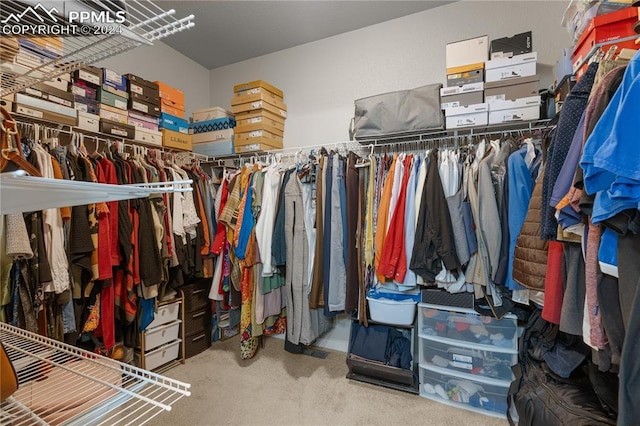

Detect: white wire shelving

[0,0,195,97]
[0,322,191,425]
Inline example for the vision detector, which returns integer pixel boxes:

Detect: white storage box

[366,297,417,326]
[486,52,537,83]
[77,111,99,133]
[445,103,489,129]
[192,106,233,123]
[488,96,540,125]
[143,320,181,351]
[147,301,181,329]
[134,127,163,147]
[446,35,489,69]
[136,340,181,371]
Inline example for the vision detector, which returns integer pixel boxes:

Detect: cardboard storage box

[102,68,127,92]
[22,83,74,108]
[189,117,236,134]
[192,140,235,157]
[74,97,99,115]
[230,91,287,112]
[99,104,128,124]
[160,113,189,134]
[73,66,102,87]
[485,75,539,103]
[554,47,574,86]
[14,103,76,126]
[0,96,13,113]
[77,111,100,133]
[572,6,638,72]
[15,93,76,117]
[231,101,287,119]
[234,142,281,154]
[485,52,537,83]
[446,35,489,69]
[100,119,135,139]
[234,80,283,98]
[192,106,233,122]
[125,74,160,99]
[128,95,160,117]
[71,83,97,101]
[101,84,129,100]
[440,82,484,109]
[128,111,160,131]
[446,68,484,87]
[445,103,489,129]
[235,110,285,133]
[234,129,283,148]
[192,129,235,144]
[160,99,185,118]
[445,62,484,78]
[43,75,70,92]
[134,128,163,147]
[234,122,284,137]
[490,31,533,59]
[488,96,541,125]
[162,129,192,151]
[155,81,185,107]
[98,89,127,111]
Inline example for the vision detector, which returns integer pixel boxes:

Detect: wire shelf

[0,0,195,97]
[0,322,191,425]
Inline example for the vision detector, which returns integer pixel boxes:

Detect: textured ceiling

[156,1,453,70]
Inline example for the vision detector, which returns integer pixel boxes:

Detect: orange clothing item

[374,157,397,283]
[378,155,413,282]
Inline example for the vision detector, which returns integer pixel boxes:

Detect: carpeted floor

[154,336,509,426]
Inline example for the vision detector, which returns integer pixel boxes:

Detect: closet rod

[10,116,212,161]
[215,119,554,162]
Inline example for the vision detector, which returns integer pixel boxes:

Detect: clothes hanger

[0,107,42,177]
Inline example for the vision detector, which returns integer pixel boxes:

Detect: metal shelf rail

[0,322,191,425]
[0,0,195,97]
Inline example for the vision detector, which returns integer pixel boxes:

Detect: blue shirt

[581,50,640,223]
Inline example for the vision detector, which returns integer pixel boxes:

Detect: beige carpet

[154,336,509,426]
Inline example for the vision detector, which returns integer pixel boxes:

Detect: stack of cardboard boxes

[98,68,135,139]
[157,81,192,151]
[125,74,162,146]
[190,107,236,157]
[443,32,541,130]
[230,80,286,154]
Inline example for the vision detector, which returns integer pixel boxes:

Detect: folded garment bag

[350,83,444,141]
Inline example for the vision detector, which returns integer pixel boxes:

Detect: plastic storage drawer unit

[420,364,509,418]
[147,301,181,329]
[419,304,517,350]
[419,336,516,382]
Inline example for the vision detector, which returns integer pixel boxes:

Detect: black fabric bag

[508,309,616,425]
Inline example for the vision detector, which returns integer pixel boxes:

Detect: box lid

[486,52,538,70]
[485,75,539,90]
[445,102,489,116]
[233,80,283,98]
[488,96,541,111]
[125,74,158,90]
[441,82,484,97]
[581,6,638,39]
[445,35,489,69]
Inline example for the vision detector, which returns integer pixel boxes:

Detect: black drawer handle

[192,334,205,342]
[192,312,205,319]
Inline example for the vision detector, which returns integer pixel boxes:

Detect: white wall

[209,0,571,150]
[208,0,572,353]
[96,41,210,117]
